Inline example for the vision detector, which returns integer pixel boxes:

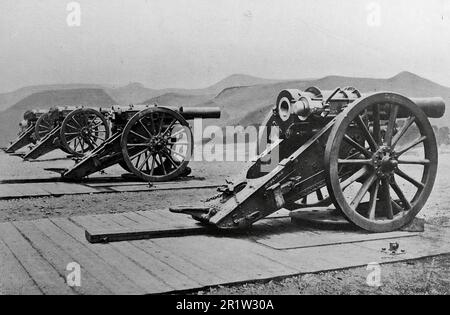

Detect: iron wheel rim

[325,92,438,232]
[121,107,193,182]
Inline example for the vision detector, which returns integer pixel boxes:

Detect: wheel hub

[372,146,398,177]
[148,136,167,152]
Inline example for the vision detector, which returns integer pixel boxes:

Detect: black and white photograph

[0,0,449,299]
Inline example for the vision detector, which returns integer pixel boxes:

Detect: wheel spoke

[91,121,104,129]
[158,113,165,135]
[66,123,78,130]
[394,168,425,189]
[87,135,98,148]
[138,151,153,171]
[162,118,177,137]
[169,148,186,160]
[149,155,156,176]
[350,174,377,210]
[355,115,378,151]
[380,178,393,219]
[372,104,381,145]
[340,167,369,189]
[72,117,82,128]
[127,143,149,147]
[398,158,430,165]
[158,153,167,174]
[392,116,415,147]
[338,159,373,165]
[80,139,85,153]
[139,119,153,137]
[170,129,185,139]
[162,150,178,169]
[390,179,411,210]
[368,180,380,220]
[316,189,324,201]
[344,135,373,158]
[130,130,149,141]
[129,148,148,161]
[396,136,426,156]
[385,104,399,146]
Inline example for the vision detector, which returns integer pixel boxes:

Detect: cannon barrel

[180,106,221,120]
[408,97,446,118]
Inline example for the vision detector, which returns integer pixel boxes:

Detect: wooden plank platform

[0,209,449,295]
[0,179,221,200]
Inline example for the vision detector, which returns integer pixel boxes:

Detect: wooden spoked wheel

[121,107,193,182]
[60,108,110,156]
[325,93,438,232]
[35,112,55,141]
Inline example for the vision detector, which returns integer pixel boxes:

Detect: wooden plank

[13,220,112,295]
[50,218,173,294]
[182,235,298,277]
[101,213,142,227]
[139,209,203,226]
[0,185,26,198]
[255,228,419,250]
[150,209,198,225]
[353,233,450,263]
[70,215,205,291]
[0,222,74,295]
[86,182,147,187]
[39,182,97,195]
[1,184,52,198]
[132,240,225,286]
[121,212,161,226]
[152,235,297,283]
[0,238,42,295]
[283,242,389,272]
[151,236,250,283]
[35,218,150,294]
[85,224,210,244]
[111,241,202,291]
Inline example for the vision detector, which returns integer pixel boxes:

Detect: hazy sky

[1,0,449,92]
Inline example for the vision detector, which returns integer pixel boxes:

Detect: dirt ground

[0,147,449,295]
[202,254,450,295]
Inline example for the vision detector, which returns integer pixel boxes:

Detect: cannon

[61,104,221,182]
[171,87,445,233]
[4,109,48,153]
[22,106,110,160]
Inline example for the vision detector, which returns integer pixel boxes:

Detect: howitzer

[22,106,110,160]
[172,87,446,232]
[61,104,221,182]
[4,109,48,153]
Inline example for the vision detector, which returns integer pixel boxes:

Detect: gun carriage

[4,109,49,153]
[22,106,110,160]
[61,104,221,182]
[172,87,445,232]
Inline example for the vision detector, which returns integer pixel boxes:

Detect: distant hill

[106,74,283,105]
[1,71,449,147]
[0,84,105,112]
[141,93,215,107]
[0,74,282,113]
[0,88,116,146]
[228,72,450,128]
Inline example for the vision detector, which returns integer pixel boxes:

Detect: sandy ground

[0,147,449,295]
